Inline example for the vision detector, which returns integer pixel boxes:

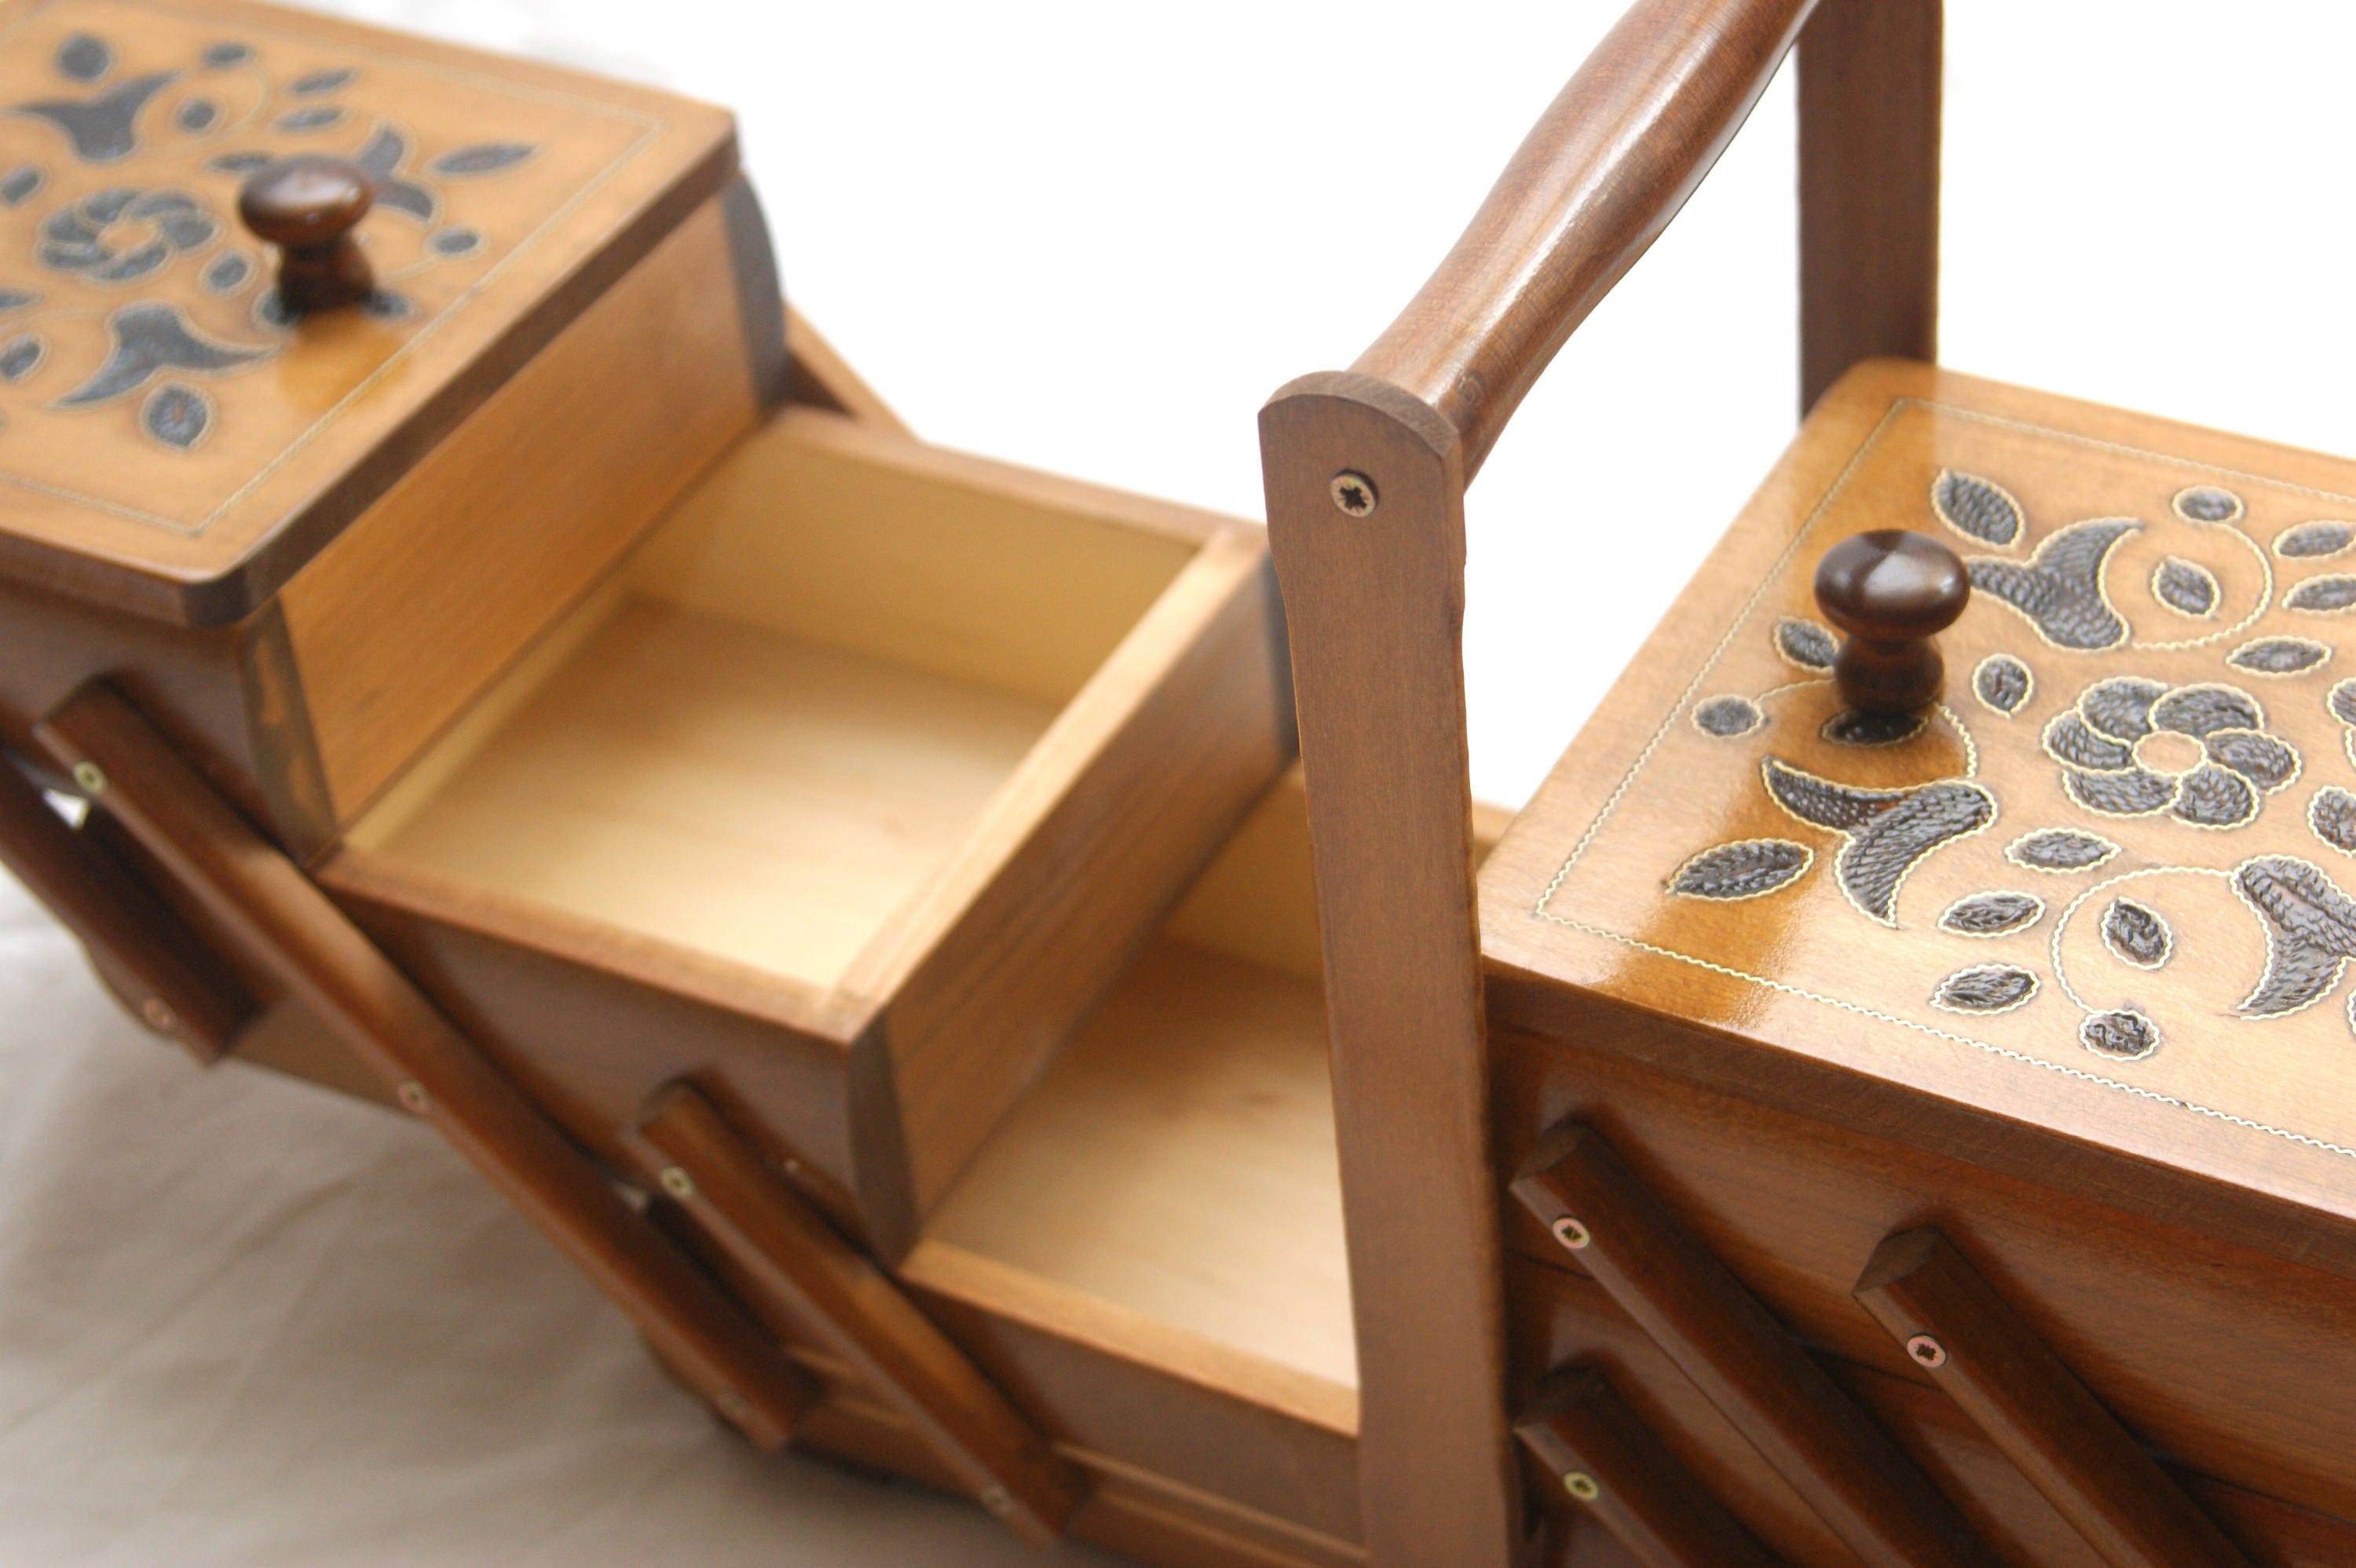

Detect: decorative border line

[1528,393,2356,1167]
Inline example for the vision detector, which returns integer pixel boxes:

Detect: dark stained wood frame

[31,682,813,1452]
[1513,1363,1780,1568]
[1853,1229,2253,1568]
[627,1081,1085,1547]
[1259,0,1941,1559]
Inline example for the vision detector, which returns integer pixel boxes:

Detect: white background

[6,3,2356,1562]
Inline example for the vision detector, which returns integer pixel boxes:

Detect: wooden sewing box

[5,1,2353,1564]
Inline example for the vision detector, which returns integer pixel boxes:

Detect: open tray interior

[912,773,1356,1405]
[343,411,1198,992]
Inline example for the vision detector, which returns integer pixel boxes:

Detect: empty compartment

[349,408,1202,992]
[329,405,1292,1239]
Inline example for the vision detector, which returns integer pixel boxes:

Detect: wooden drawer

[1508,1252,2356,1568]
[313,406,1292,1250]
[0,0,768,860]
[1491,1021,2356,1532]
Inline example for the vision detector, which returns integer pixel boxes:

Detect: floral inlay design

[2311,787,2356,856]
[2153,557,2219,618]
[2007,828,2120,872]
[1667,839,1813,901]
[2276,521,2354,561]
[2080,1010,2159,1061]
[2286,575,2356,613]
[2043,678,2296,830]
[1762,758,1995,924]
[0,23,549,459]
[1967,517,2142,651]
[1939,890,2044,937]
[2229,636,2332,677]
[1933,964,2039,1014]
[1692,695,1762,738]
[1932,469,2023,546]
[1972,653,2032,716]
[2100,897,2172,968]
[39,186,215,283]
[53,301,263,407]
[2232,857,2356,1018]
[1773,616,1836,672]
[2175,486,2246,525]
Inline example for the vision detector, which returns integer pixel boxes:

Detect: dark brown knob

[1813,529,1970,716]
[238,155,374,314]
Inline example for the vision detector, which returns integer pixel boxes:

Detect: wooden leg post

[1515,1364,1781,1568]
[0,751,250,1062]
[33,682,811,1450]
[1511,1120,1999,1568]
[1853,1228,2252,1568]
[629,1082,1084,1545]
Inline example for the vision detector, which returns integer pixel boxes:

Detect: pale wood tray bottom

[924,938,1357,1393]
[369,596,1053,989]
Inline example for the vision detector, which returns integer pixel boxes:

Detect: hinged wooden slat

[629,1080,1085,1546]
[1853,1228,2253,1568]
[1515,1363,1782,1568]
[0,751,250,1062]
[1510,1120,1999,1568]
[31,682,810,1450]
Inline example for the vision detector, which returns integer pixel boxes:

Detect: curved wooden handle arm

[1354,0,1817,477]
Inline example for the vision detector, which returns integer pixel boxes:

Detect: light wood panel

[360,597,1054,990]
[284,192,763,828]
[281,194,763,824]
[631,405,1206,709]
[926,938,1354,1391]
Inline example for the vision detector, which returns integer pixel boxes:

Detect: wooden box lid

[0,0,737,626]
[1483,360,2356,1239]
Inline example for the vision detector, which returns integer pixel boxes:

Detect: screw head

[1906,1333,1948,1369]
[140,997,178,1033]
[394,1080,429,1114]
[659,1166,696,1201]
[1329,470,1377,517]
[1550,1215,1592,1251]
[1564,1471,1600,1501]
[71,761,105,795]
[715,1390,750,1420]
[979,1483,1013,1515]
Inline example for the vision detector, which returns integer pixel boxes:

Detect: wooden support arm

[32,683,811,1452]
[629,1082,1084,1546]
[1510,1122,1999,1568]
[1853,1228,2252,1568]
[1516,1364,1783,1568]
[0,752,249,1061]
[1355,0,1817,476]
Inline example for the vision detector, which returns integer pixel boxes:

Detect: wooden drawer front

[317,408,1290,1247]
[1494,1019,2356,1526]
[1509,1255,2356,1568]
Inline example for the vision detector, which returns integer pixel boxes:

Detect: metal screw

[659,1166,696,1201]
[979,1484,1013,1516]
[1564,1471,1600,1501]
[394,1080,429,1114]
[71,761,105,795]
[1329,470,1377,517]
[782,1158,803,1178]
[140,997,178,1033]
[1550,1215,1592,1251]
[1906,1333,1948,1369]
[716,1391,750,1420]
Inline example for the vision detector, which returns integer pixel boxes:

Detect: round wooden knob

[237,155,374,313]
[1813,528,1970,716]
